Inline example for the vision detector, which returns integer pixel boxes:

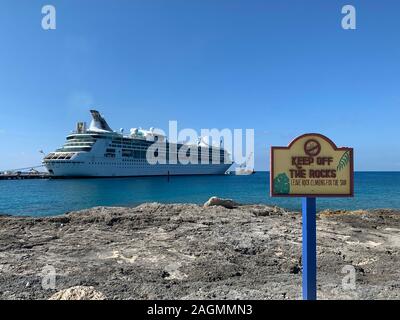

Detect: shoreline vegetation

[0,199,399,300]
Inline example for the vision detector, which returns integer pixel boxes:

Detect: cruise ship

[43,110,233,177]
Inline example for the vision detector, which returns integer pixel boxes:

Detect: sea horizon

[1,171,400,216]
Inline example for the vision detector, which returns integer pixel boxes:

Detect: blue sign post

[302,197,317,300]
[270,133,354,301]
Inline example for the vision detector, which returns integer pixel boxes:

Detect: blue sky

[0,0,399,171]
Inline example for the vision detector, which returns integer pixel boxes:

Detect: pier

[0,172,51,180]
[0,165,50,180]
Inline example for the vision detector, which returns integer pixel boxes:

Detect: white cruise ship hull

[45,161,231,177]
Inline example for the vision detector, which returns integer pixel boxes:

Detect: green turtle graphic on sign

[273,173,290,194]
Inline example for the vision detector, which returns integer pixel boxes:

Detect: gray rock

[0,203,399,300]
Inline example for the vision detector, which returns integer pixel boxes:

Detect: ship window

[56,147,92,152]
[104,153,115,158]
[122,150,134,157]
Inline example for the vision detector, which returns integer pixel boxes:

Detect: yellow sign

[270,133,353,197]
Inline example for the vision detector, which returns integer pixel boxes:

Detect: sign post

[302,197,316,300]
[270,133,354,300]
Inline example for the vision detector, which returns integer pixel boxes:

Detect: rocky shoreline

[0,202,399,300]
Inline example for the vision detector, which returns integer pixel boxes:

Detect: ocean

[0,172,399,216]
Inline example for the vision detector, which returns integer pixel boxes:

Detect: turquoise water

[0,172,399,216]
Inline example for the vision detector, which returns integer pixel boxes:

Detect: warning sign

[270,133,354,197]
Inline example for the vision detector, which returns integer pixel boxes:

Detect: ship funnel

[89,110,113,132]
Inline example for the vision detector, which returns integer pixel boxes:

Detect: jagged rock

[203,197,240,209]
[0,204,399,300]
[49,286,106,300]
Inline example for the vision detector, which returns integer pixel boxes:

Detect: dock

[0,173,51,180]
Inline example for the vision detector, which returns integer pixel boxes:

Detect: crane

[238,152,254,169]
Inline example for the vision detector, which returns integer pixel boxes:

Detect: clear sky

[0,0,399,171]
